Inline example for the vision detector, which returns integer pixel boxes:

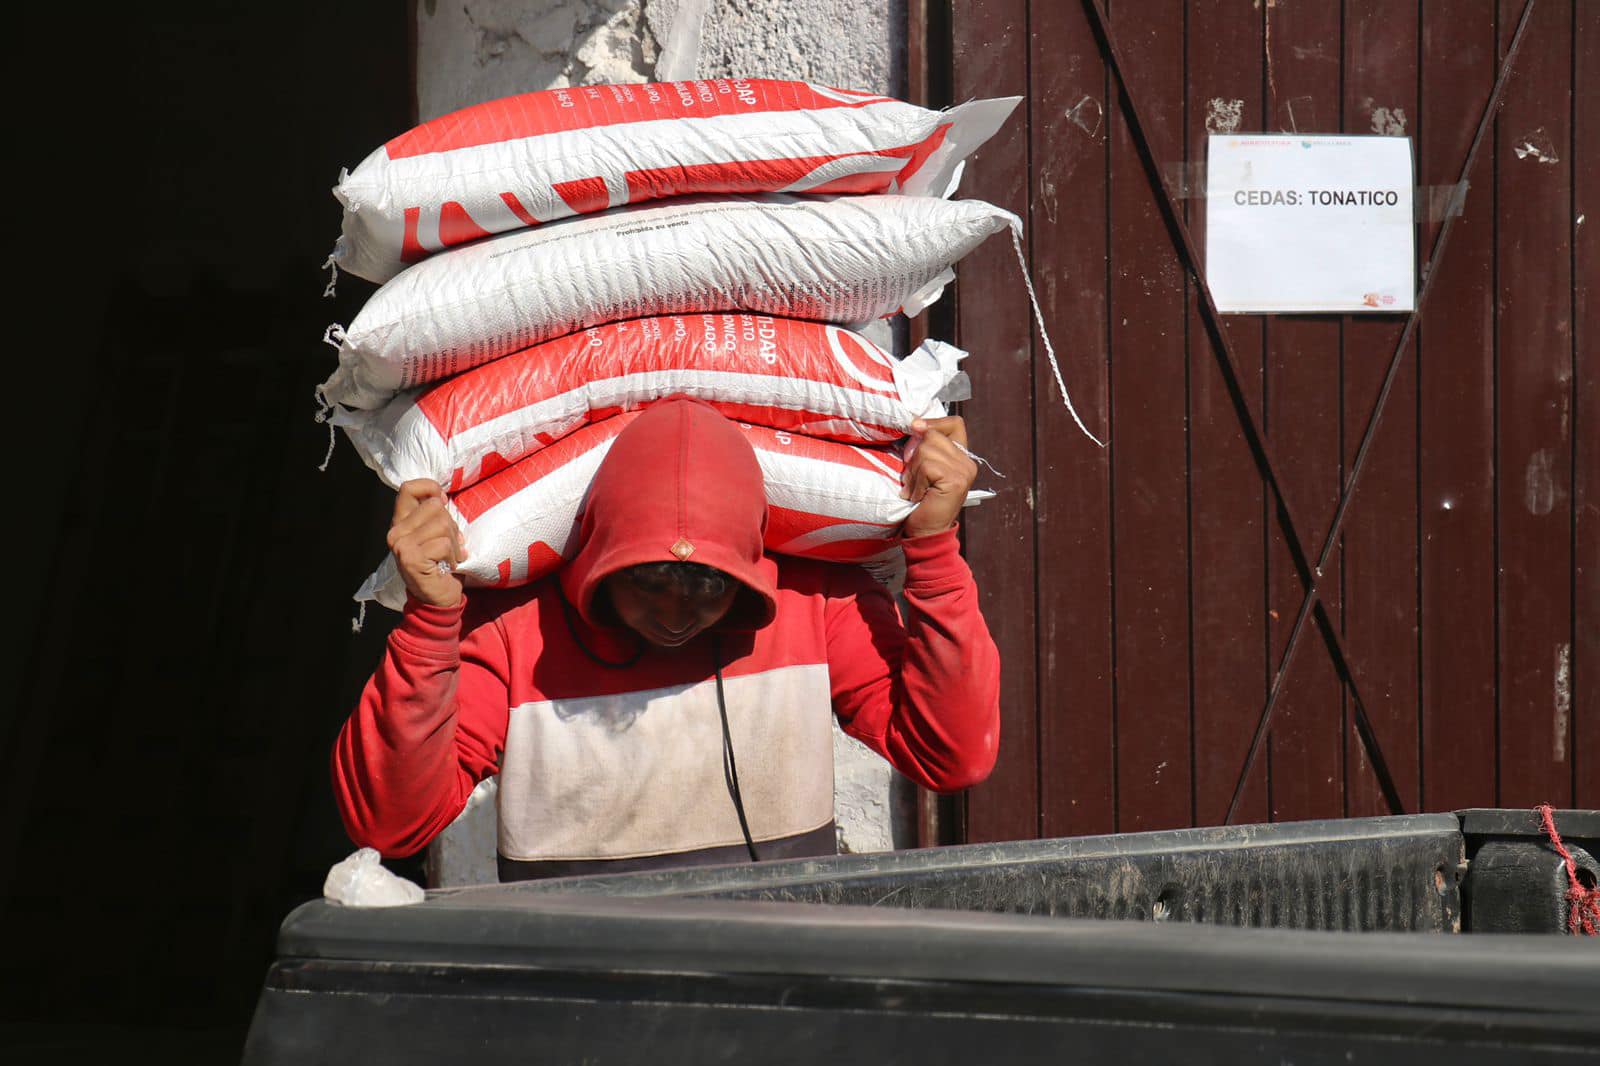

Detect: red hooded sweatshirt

[332,398,1000,880]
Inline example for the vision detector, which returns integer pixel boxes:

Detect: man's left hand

[901,416,979,539]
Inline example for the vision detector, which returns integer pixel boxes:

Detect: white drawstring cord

[317,417,337,472]
[1008,222,1105,448]
[321,253,339,299]
[313,382,338,472]
[953,439,1006,478]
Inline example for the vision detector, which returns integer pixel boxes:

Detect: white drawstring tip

[314,386,339,471]
[953,440,1007,479]
[1007,223,1106,448]
[351,600,367,634]
[317,418,337,472]
[321,253,339,299]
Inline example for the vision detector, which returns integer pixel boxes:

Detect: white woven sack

[332,314,970,492]
[317,194,1019,412]
[329,78,1019,284]
[354,413,992,613]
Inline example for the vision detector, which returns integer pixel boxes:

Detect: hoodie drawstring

[560,605,759,864]
[713,635,760,863]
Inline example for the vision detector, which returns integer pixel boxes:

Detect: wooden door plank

[1418,0,1501,813]
[1571,0,1597,808]
[1106,0,1193,833]
[1263,0,1348,822]
[1494,0,1575,807]
[1341,0,1423,817]
[951,0,1040,842]
[1031,0,1116,838]
[1186,0,1270,827]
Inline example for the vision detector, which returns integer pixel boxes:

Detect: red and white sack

[330,79,1019,284]
[355,413,991,611]
[333,313,969,492]
[318,193,1019,411]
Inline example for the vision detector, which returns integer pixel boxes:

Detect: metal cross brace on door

[1079,0,1537,822]
[1221,1,1540,823]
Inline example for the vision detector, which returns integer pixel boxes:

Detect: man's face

[603,568,739,648]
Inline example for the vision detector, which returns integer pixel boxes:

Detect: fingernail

[911,419,927,432]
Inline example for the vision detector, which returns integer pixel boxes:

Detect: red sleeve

[330,595,512,857]
[829,527,1001,792]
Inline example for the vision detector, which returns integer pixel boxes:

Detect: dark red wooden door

[924,0,1596,841]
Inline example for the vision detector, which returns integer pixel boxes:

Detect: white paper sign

[1205,134,1415,313]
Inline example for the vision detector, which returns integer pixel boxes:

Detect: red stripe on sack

[553,177,611,216]
[891,122,951,189]
[623,153,894,203]
[406,316,906,496]
[524,541,564,585]
[720,402,844,434]
[416,330,601,438]
[785,539,893,563]
[795,170,906,196]
[793,142,921,196]
[499,191,542,227]
[762,83,891,109]
[765,505,855,541]
[438,201,492,249]
[829,329,898,387]
[474,450,514,488]
[452,416,640,523]
[385,81,891,159]
[745,426,905,479]
[400,206,429,264]
[494,558,513,587]
[765,506,895,564]
[448,448,514,494]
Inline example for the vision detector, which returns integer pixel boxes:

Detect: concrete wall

[415,1,658,122]
[416,0,903,122]
[414,0,912,886]
[643,0,903,95]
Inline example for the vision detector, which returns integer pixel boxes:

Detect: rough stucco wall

[644,0,902,94]
[416,0,659,122]
[416,0,903,121]
[415,0,910,886]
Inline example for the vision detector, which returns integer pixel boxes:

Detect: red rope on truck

[1535,804,1600,936]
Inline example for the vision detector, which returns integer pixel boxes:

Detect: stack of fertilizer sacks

[316,79,1027,612]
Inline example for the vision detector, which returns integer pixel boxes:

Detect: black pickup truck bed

[244,811,1599,1064]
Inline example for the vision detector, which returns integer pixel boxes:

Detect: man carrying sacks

[331,397,1000,879]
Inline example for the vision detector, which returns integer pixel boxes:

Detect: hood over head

[561,397,778,631]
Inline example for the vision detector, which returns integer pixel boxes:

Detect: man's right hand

[388,480,466,609]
